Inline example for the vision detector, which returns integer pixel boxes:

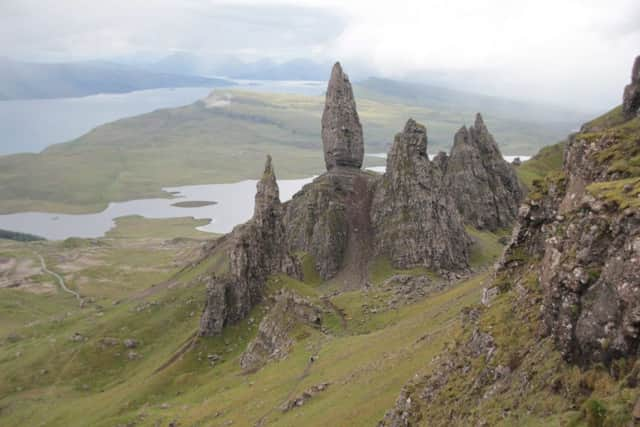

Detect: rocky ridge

[440,113,524,231]
[198,156,300,336]
[371,119,471,271]
[380,55,640,426]
[199,62,524,336]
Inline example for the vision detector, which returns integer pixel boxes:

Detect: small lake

[0,177,315,240]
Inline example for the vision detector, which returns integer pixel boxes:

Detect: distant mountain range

[0,58,231,100]
[356,77,587,125]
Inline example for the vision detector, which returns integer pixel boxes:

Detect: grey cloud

[0,1,345,61]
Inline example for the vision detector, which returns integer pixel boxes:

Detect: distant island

[171,201,218,208]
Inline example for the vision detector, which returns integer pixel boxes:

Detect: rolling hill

[0,58,231,100]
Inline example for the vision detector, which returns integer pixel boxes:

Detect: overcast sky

[1,0,639,111]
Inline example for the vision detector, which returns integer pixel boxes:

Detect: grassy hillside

[515,140,566,189]
[0,223,507,426]
[0,87,581,214]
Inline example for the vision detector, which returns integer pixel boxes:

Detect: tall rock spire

[253,154,280,226]
[321,62,364,171]
[198,155,299,337]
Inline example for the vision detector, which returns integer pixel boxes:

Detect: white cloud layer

[1,0,638,110]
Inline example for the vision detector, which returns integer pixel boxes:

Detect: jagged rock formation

[623,55,640,118]
[534,116,640,365]
[380,55,640,426]
[284,63,377,283]
[441,113,524,231]
[198,156,300,336]
[371,119,471,270]
[321,62,364,170]
[239,290,322,372]
[199,63,522,335]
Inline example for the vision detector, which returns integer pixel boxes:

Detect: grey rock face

[536,129,640,364]
[321,62,364,170]
[371,119,471,271]
[198,156,300,336]
[284,168,377,282]
[239,290,322,372]
[442,114,524,231]
[623,55,640,118]
[495,105,640,366]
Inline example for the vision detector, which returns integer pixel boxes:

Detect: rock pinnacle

[321,62,364,171]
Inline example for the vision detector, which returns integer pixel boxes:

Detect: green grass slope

[516,140,566,189]
[0,225,508,426]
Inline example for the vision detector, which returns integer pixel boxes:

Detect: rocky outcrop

[533,123,640,365]
[199,63,522,337]
[284,63,375,283]
[284,168,377,282]
[198,157,300,336]
[442,113,524,231]
[380,56,640,425]
[280,382,331,412]
[623,55,640,118]
[371,119,471,271]
[240,290,322,372]
[321,62,364,170]
[491,61,640,366]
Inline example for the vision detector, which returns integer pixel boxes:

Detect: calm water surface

[0,177,315,240]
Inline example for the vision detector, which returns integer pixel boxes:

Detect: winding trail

[34,252,82,302]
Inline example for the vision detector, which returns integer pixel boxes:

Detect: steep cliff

[380,56,640,426]
[623,55,640,119]
[284,168,377,283]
